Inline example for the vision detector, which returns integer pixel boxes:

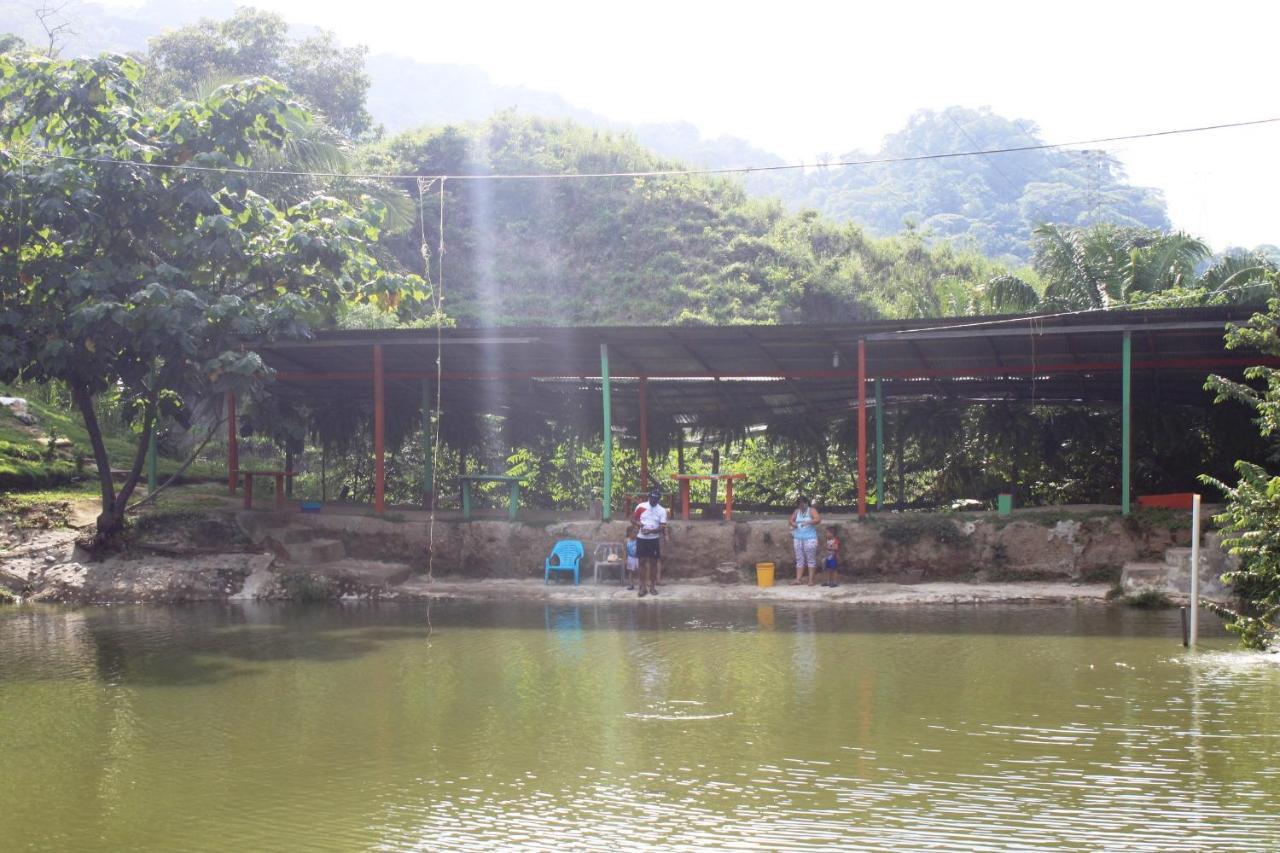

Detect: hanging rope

[418,176,447,589]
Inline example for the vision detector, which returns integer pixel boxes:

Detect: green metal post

[421,380,433,506]
[601,343,613,521]
[508,481,519,521]
[874,378,884,512]
[462,481,471,520]
[147,430,157,492]
[1121,330,1132,516]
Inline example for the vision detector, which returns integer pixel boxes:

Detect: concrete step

[279,538,347,565]
[1121,562,1172,594]
[1164,547,1192,569]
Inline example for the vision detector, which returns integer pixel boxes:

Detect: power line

[11,115,1280,183]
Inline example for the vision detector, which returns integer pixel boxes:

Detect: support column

[874,378,884,513]
[857,339,867,518]
[896,401,904,508]
[422,380,434,508]
[226,391,238,494]
[601,344,613,521]
[374,344,385,515]
[638,376,649,490]
[1121,330,1131,516]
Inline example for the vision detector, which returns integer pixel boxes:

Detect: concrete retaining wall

[235,510,1198,583]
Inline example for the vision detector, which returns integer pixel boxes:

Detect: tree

[145,7,373,138]
[743,107,1170,263]
[0,52,423,544]
[1202,277,1280,649]
[1019,223,1279,311]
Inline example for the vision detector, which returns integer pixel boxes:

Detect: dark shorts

[824,555,838,571]
[636,537,661,559]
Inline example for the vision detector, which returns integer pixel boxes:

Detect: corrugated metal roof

[255,306,1276,431]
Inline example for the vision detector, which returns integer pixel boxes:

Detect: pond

[2,601,1278,851]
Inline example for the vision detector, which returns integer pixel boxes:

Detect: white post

[1189,493,1201,647]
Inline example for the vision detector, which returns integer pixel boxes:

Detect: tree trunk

[71,383,117,533]
[71,384,156,546]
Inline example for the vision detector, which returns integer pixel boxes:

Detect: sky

[38,0,1280,248]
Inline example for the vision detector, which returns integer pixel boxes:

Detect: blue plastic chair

[544,539,585,585]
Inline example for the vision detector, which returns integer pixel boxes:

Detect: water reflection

[1,602,1277,851]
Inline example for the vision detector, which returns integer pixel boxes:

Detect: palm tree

[982,225,1274,315]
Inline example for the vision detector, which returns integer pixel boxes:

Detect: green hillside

[0,385,214,492]
[364,114,1020,327]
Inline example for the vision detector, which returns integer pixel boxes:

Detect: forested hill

[742,108,1170,264]
[2,4,1174,265]
[362,115,1009,327]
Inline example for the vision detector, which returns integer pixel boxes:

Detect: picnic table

[236,469,295,511]
[460,475,525,521]
[669,473,747,521]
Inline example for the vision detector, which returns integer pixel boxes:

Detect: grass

[0,484,99,529]
[1121,589,1176,609]
[0,383,222,493]
[0,588,15,604]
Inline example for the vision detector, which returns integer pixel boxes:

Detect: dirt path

[391,576,1113,605]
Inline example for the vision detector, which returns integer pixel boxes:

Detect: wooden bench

[670,473,747,520]
[459,475,525,521]
[235,469,295,511]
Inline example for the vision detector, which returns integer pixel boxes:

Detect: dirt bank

[1,487,1212,606]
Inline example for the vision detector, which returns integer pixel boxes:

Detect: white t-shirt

[634,502,668,539]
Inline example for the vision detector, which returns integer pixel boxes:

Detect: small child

[822,527,840,588]
[625,525,640,591]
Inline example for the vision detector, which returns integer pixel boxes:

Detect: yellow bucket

[756,562,775,588]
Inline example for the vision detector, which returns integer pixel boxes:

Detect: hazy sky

[70,1,1280,247]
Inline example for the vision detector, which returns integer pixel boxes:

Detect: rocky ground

[0,486,1204,607]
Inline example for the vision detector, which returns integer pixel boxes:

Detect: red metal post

[724,476,735,521]
[373,344,385,515]
[638,376,649,490]
[227,391,238,494]
[274,473,285,511]
[858,339,867,518]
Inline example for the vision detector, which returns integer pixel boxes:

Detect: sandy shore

[392,576,1113,605]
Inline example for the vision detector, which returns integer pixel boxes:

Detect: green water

[2,602,1278,851]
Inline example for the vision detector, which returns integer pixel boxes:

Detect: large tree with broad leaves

[0,51,424,543]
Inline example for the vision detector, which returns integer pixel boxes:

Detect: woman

[789,495,821,585]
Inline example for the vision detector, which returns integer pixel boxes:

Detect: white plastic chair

[592,542,627,584]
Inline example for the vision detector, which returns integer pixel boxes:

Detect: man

[632,488,668,598]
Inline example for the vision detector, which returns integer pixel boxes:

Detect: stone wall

[235,510,1199,583]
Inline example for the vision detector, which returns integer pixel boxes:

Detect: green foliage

[144,8,372,137]
[1121,590,1175,609]
[1202,286,1280,649]
[361,113,1013,327]
[1028,224,1279,311]
[0,382,218,491]
[0,52,422,538]
[746,107,1169,263]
